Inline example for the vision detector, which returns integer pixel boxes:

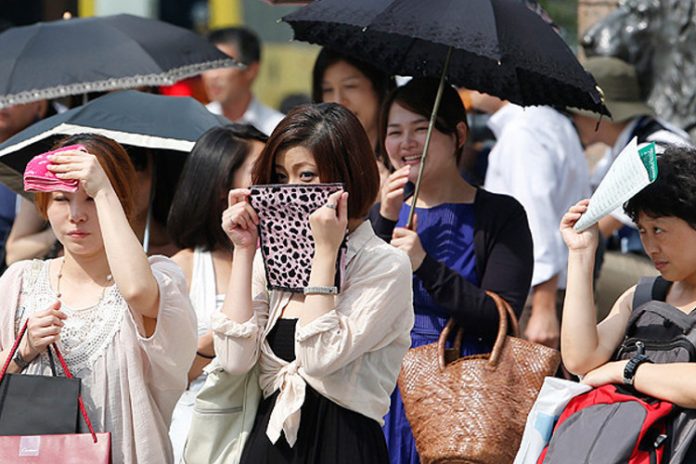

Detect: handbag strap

[0,320,99,443]
[437,291,520,370]
[47,345,58,376]
[51,341,99,442]
[437,320,463,371]
[485,291,520,367]
[485,291,520,337]
[0,319,29,382]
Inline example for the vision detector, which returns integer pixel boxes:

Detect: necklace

[56,258,113,301]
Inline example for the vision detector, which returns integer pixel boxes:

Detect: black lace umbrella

[284,0,604,113]
[284,0,608,226]
[0,14,240,108]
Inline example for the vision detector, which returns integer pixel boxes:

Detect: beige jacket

[212,221,414,446]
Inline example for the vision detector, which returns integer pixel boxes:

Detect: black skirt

[240,318,389,464]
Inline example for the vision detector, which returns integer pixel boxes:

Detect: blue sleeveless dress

[383,203,491,464]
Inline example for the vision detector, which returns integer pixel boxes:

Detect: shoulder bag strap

[652,276,671,301]
[50,342,99,442]
[0,319,29,382]
[632,276,661,310]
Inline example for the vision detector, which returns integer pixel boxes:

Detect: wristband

[303,286,338,296]
[12,350,30,371]
[196,351,215,360]
[623,341,652,386]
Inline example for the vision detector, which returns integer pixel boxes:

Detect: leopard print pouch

[249,183,348,293]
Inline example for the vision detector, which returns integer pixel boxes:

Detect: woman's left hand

[581,360,628,388]
[390,214,426,270]
[47,149,113,198]
[309,190,349,254]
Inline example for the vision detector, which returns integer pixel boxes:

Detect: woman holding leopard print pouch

[213,103,414,464]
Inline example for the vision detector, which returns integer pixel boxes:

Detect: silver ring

[325,203,337,210]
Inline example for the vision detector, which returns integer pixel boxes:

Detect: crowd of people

[0,17,695,464]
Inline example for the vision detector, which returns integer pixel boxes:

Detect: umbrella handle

[406,46,453,230]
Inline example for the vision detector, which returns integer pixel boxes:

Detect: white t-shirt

[206,96,284,136]
[485,104,591,289]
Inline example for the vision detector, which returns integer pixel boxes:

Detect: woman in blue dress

[372,78,535,464]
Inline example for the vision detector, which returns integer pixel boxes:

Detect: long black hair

[168,124,267,251]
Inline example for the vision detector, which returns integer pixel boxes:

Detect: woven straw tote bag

[398,291,561,464]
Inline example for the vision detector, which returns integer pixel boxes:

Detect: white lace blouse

[0,257,197,464]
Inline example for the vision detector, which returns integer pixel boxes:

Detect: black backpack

[612,276,696,463]
[630,116,670,146]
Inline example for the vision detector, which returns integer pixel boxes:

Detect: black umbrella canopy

[0,14,240,108]
[284,0,608,114]
[0,90,228,196]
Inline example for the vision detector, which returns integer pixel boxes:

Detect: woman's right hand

[222,189,259,249]
[309,190,349,254]
[379,166,410,221]
[47,149,114,200]
[20,301,66,362]
[560,199,599,253]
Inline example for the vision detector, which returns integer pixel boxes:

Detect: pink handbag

[249,183,347,293]
[0,321,111,463]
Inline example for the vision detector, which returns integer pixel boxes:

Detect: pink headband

[23,144,85,193]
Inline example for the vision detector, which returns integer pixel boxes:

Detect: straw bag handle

[437,291,520,371]
[0,320,99,443]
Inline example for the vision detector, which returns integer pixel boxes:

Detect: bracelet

[623,355,652,386]
[12,350,30,371]
[303,286,338,295]
[196,351,215,360]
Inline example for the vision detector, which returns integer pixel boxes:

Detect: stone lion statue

[582,0,696,141]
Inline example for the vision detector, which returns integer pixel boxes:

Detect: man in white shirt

[474,92,591,349]
[202,27,284,136]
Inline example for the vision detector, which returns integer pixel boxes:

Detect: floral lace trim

[16,260,126,374]
[0,58,240,108]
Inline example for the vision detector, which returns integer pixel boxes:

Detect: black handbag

[0,320,82,436]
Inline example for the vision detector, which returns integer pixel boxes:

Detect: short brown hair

[252,103,379,219]
[34,134,137,220]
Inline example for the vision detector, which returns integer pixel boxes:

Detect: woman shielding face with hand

[213,103,414,464]
[44,142,160,320]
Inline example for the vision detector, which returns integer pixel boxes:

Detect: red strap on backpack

[0,320,99,443]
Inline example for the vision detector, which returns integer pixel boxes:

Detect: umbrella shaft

[406,47,453,229]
